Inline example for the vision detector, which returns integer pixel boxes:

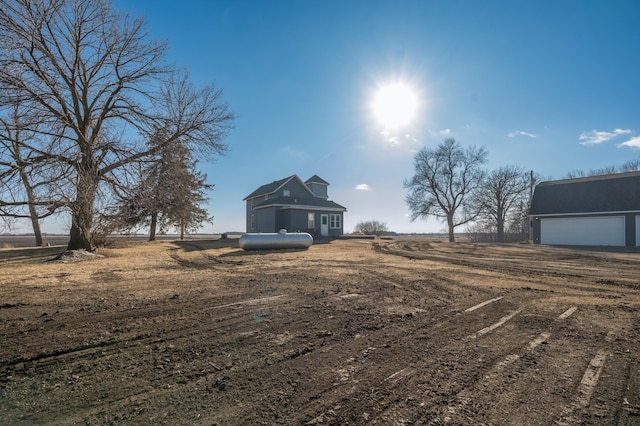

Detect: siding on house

[305,175,329,199]
[529,171,640,246]
[244,175,346,236]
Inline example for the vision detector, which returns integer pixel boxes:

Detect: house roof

[529,171,640,216]
[243,175,300,200]
[305,175,329,185]
[253,196,347,211]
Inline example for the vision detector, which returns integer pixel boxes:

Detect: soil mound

[49,250,104,263]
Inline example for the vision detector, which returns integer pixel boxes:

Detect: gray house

[529,171,640,246]
[244,175,347,237]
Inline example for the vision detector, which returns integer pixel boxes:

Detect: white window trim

[329,214,341,229]
[308,212,315,228]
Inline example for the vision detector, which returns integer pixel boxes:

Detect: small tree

[354,220,388,236]
[0,103,65,246]
[404,138,487,242]
[109,132,213,241]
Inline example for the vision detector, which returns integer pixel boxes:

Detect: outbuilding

[529,171,640,247]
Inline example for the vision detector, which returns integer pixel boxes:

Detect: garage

[540,216,625,246]
[530,172,640,247]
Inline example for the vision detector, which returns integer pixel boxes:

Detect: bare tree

[0,0,233,251]
[564,159,640,179]
[404,138,487,242]
[0,103,65,246]
[354,220,388,236]
[471,166,530,243]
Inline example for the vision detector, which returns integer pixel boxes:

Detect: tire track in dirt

[322,293,627,425]
[376,241,640,295]
[298,292,550,424]
[556,349,610,425]
[368,304,573,424]
[422,306,578,424]
[210,265,515,424]
[1,291,303,423]
[292,250,596,419]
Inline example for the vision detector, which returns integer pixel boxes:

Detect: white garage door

[540,216,625,246]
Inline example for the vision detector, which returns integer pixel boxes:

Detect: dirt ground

[1,237,639,425]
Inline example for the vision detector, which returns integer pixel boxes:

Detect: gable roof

[305,175,329,185]
[243,175,294,200]
[243,175,316,200]
[529,171,640,215]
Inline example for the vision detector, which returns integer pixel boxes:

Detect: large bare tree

[0,0,233,250]
[404,138,487,242]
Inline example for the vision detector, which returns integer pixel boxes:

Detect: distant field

[0,235,69,248]
[0,234,225,248]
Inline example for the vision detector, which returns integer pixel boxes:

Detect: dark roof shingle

[529,171,640,215]
[253,196,346,211]
[243,175,295,200]
[305,175,329,185]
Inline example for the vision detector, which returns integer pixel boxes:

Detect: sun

[371,82,419,130]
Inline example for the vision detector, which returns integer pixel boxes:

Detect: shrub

[354,220,388,236]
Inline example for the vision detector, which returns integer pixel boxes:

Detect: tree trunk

[149,212,157,241]
[67,172,97,251]
[496,211,505,243]
[447,214,455,242]
[180,222,184,240]
[68,210,94,251]
[68,220,92,251]
[29,207,43,247]
[18,165,44,246]
[496,223,505,242]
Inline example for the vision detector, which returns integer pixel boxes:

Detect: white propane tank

[239,230,313,250]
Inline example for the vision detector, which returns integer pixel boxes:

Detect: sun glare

[372,82,419,130]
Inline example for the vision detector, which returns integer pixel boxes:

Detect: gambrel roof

[529,171,640,216]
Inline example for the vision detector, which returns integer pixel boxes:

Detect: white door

[320,214,329,236]
[540,216,625,246]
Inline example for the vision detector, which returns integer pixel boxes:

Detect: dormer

[305,175,329,199]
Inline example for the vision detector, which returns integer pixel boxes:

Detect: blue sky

[46,1,640,234]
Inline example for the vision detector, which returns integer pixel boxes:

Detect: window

[308,213,315,228]
[283,189,290,197]
[250,214,255,230]
[330,214,341,229]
